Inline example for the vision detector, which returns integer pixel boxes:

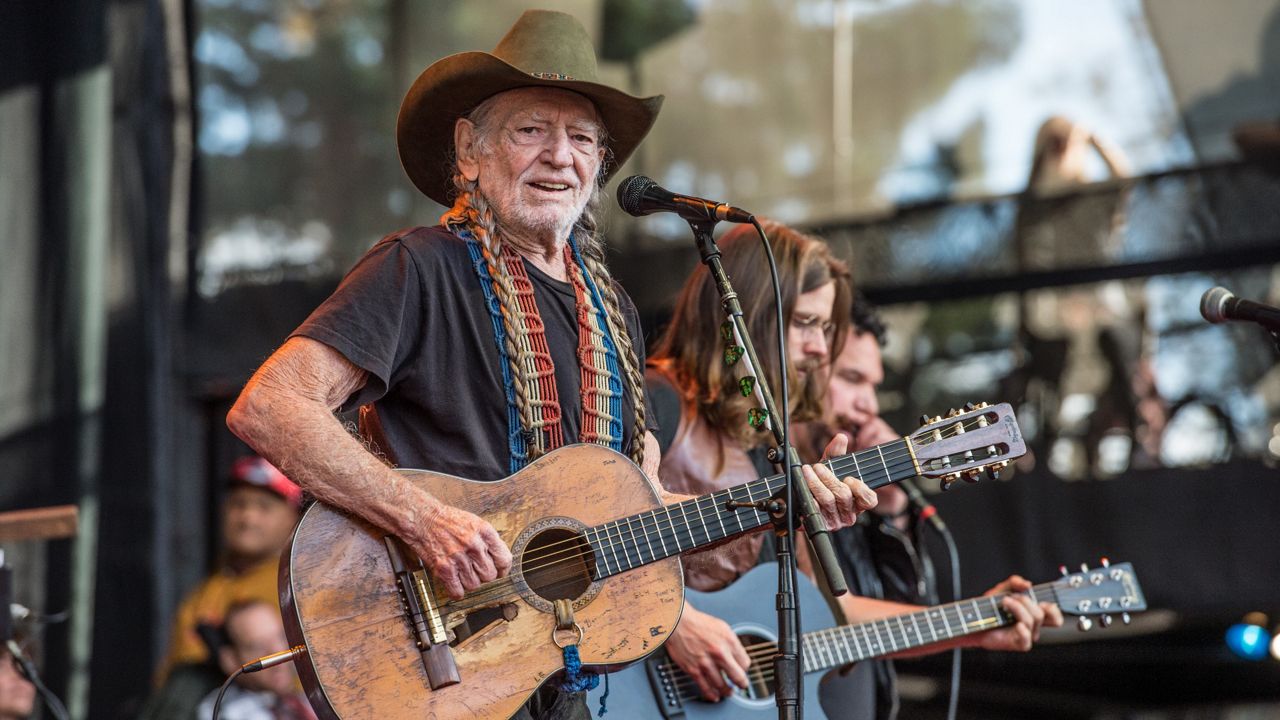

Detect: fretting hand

[976,575,1065,652]
[801,433,878,531]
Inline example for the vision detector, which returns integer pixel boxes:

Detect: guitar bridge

[384,537,460,689]
[644,652,686,718]
[409,568,450,645]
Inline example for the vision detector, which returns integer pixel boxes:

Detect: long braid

[575,200,647,467]
[443,94,644,466]
[442,182,547,459]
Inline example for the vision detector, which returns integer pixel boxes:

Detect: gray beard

[487,194,587,246]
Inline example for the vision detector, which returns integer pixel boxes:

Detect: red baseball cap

[229,456,303,509]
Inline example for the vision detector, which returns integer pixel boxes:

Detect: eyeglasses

[790,313,836,340]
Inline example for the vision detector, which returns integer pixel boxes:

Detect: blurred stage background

[2,0,1279,717]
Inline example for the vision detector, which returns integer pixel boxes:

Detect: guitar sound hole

[735,633,775,701]
[521,528,595,602]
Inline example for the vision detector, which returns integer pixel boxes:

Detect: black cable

[7,640,69,720]
[211,646,306,719]
[751,217,805,718]
[938,524,962,720]
[9,604,70,625]
[902,479,963,717]
[211,665,246,720]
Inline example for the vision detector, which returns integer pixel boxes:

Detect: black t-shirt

[292,225,655,481]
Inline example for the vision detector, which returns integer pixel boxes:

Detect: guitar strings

[443,470,972,611]
[656,586,1061,698]
[433,416,1000,612]
[477,412,991,580]
[436,453,917,613]
[465,412,986,587]
[476,413,990,581]
[434,418,997,612]
[661,597,1006,683]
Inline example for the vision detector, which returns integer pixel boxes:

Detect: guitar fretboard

[585,439,916,579]
[801,582,1062,672]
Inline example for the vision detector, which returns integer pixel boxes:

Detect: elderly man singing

[227,10,875,719]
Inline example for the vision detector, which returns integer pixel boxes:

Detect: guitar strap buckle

[552,599,584,648]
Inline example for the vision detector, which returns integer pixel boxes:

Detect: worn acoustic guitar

[280,403,1024,719]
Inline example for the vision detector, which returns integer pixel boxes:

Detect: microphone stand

[686,219,850,720]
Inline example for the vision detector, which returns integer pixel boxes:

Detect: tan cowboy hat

[397,9,665,207]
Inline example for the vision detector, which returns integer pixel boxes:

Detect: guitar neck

[802,582,1062,673]
[585,439,918,580]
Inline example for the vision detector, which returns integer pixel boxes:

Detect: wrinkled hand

[802,434,878,532]
[666,604,751,702]
[412,503,513,599]
[976,575,1064,652]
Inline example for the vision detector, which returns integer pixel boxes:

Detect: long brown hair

[651,220,851,447]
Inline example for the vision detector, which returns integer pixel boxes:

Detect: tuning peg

[1100,557,1110,568]
[1059,565,1069,577]
[1121,612,1131,625]
[963,469,981,484]
[1080,563,1090,572]
[939,473,961,491]
[1077,616,1093,632]
[963,402,977,412]
[976,402,990,409]
[946,407,961,418]
[919,414,931,426]
[984,466,1000,482]
[1100,614,1112,628]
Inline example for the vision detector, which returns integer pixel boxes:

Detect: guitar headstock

[908,402,1027,491]
[1052,560,1147,631]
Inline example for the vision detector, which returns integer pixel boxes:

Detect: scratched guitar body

[280,444,684,720]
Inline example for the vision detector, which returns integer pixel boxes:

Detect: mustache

[832,414,861,436]
[793,357,823,372]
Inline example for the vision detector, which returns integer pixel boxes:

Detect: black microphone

[616,175,755,224]
[1200,286,1280,332]
[900,479,947,534]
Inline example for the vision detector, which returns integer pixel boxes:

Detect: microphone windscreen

[616,175,656,216]
[1200,286,1234,324]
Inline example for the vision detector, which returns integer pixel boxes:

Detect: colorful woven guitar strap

[458,227,625,473]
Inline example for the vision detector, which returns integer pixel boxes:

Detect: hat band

[530,71,576,81]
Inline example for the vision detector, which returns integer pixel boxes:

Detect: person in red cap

[141,456,302,720]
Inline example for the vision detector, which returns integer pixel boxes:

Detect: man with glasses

[645,219,876,700]
[646,225,1060,712]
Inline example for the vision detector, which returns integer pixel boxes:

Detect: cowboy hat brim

[397,51,664,207]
